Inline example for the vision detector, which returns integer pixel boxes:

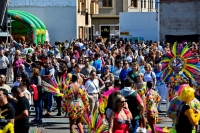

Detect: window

[144,0,146,8]
[102,0,112,7]
[150,0,153,9]
[131,0,137,7]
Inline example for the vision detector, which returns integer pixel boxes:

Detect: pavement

[7,81,172,133]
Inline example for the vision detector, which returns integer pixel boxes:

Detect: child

[13,74,22,87]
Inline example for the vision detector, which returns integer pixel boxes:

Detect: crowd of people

[0,37,200,133]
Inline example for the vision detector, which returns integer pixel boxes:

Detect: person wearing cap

[120,78,144,133]
[0,88,15,125]
[0,49,9,76]
[25,44,34,55]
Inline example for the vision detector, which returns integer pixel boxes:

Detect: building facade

[159,0,200,42]
[8,0,77,44]
[92,0,157,42]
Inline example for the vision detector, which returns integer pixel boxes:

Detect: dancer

[176,86,200,133]
[62,75,89,133]
[135,73,147,132]
[161,42,199,101]
[167,84,200,130]
[146,81,161,133]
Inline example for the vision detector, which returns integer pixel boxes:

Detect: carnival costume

[167,84,200,130]
[146,88,161,124]
[62,85,90,120]
[176,86,200,133]
[161,42,199,101]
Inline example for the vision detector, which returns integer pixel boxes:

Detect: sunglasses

[120,100,127,103]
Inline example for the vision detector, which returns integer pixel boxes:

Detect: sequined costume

[146,89,161,124]
[168,73,186,101]
[62,85,90,120]
[167,96,200,128]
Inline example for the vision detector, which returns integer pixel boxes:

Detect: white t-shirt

[22,90,32,105]
[143,71,156,83]
[84,79,100,94]
[0,56,9,69]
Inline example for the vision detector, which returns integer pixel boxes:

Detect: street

[7,81,172,133]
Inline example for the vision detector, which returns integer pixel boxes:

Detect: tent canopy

[8,10,47,44]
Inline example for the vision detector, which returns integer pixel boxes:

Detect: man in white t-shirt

[0,50,9,76]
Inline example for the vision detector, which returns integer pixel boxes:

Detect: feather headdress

[161,42,199,81]
[41,74,71,97]
[98,88,119,114]
[81,110,109,133]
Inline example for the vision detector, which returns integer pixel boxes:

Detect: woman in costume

[176,86,200,133]
[146,81,161,133]
[62,75,89,133]
[55,60,72,116]
[108,94,132,133]
[134,73,147,132]
[167,84,200,130]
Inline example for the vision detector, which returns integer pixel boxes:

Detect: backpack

[125,92,141,120]
[144,71,154,81]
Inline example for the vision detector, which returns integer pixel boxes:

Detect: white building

[8,0,76,44]
[119,0,159,42]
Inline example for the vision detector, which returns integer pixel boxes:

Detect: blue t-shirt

[101,65,115,73]
[93,59,102,71]
[154,70,164,85]
[119,68,131,81]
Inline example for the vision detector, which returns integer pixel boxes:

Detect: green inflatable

[7,10,47,45]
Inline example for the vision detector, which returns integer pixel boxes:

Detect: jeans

[131,119,139,133]
[47,92,52,112]
[33,98,43,120]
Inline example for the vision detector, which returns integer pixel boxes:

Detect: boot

[56,109,61,116]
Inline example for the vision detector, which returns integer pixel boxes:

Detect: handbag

[92,80,101,100]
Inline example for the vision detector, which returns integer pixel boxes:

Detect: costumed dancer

[62,75,89,133]
[134,73,147,132]
[161,42,199,101]
[176,85,200,133]
[146,81,161,133]
[167,84,200,132]
[54,59,72,116]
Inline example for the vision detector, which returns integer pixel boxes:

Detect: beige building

[77,0,157,41]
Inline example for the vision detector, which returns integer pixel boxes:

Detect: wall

[120,12,158,41]
[159,1,200,41]
[8,0,76,44]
